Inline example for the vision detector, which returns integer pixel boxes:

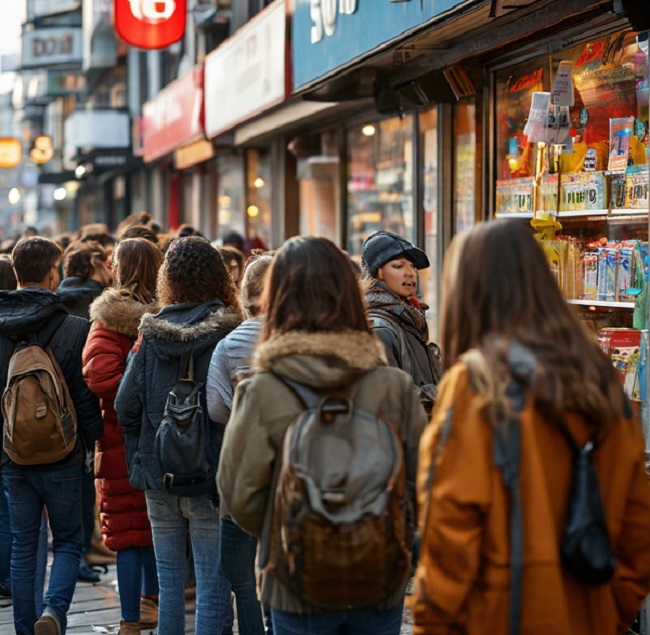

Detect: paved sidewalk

[0,566,414,634]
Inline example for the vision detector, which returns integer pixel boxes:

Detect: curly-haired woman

[115,237,243,635]
[82,238,163,634]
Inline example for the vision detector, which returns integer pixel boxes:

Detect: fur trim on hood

[139,307,242,343]
[254,330,387,371]
[89,288,159,339]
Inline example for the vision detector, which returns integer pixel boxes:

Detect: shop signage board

[293,0,472,90]
[142,65,205,163]
[114,0,186,49]
[29,0,81,19]
[21,28,83,69]
[204,0,287,139]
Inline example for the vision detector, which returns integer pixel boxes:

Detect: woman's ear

[376,266,384,281]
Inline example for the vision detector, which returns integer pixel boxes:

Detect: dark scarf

[365,280,429,341]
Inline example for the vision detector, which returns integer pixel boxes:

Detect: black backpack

[154,351,216,497]
[491,342,616,635]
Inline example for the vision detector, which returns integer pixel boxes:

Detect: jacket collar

[89,288,159,339]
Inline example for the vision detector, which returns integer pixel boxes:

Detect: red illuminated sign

[114,0,186,50]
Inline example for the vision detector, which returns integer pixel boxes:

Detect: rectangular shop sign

[30,0,81,19]
[292,0,471,90]
[204,0,287,140]
[142,65,205,163]
[21,28,83,69]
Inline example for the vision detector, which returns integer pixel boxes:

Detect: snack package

[597,248,618,302]
[583,252,598,300]
[618,248,634,301]
[608,117,634,171]
[599,328,642,386]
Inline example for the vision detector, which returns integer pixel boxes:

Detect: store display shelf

[611,208,649,216]
[558,209,608,218]
[494,212,533,219]
[567,299,635,309]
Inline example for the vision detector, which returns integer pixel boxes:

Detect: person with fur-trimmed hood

[218,237,427,635]
[115,236,243,635]
[82,238,164,635]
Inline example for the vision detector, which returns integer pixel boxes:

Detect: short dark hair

[12,237,61,284]
[157,236,241,312]
[0,255,17,291]
[61,241,106,279]
[261,236,370,340]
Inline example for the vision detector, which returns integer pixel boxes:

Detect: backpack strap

[494,342,537,635]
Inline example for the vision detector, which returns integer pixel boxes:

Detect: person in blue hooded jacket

[115,236,243,635]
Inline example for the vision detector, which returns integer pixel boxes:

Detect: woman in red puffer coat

[82,237,163,635]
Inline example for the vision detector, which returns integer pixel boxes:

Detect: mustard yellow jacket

[413,362,650,635]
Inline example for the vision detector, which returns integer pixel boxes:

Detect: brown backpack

[260,374,412,610]
[2,323,78,466]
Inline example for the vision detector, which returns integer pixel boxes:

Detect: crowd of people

[0,214,649,635]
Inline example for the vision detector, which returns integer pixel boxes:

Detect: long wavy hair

[261,236,370,341]
[112,238,163,305]
[157,236,241,313]
[440,220,624,438]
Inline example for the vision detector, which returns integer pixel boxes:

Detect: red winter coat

[82,289,159,551]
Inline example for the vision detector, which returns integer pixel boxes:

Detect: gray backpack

[261,374,412,609]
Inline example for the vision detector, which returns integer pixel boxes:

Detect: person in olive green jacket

[218,236,427,635]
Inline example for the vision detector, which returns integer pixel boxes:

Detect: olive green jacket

[217,329,428,613]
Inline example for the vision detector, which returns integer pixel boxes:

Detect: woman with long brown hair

[82,238,163,634]
[413,220,650,635]
[218,236,427,635]
[115,237,242,635]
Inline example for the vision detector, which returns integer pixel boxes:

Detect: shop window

[245,149,272,250]
[420,107,440,338]
[347,116,415,257]
[217,154,246,241]
[454,100,477,233]
[296,130,341,244]
[493,30,649,413]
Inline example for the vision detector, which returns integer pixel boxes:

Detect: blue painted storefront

[292,0,472,90]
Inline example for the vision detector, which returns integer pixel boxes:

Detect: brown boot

[139,595,158,628]
[87,538,117,566]
[118,621,142,635]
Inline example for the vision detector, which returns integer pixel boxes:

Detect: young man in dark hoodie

[56,240,114,583]
[0,237,103,635]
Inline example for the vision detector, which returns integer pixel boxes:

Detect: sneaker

[34,613,61,635]
[78,557,101,583]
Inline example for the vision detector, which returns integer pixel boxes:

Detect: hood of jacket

[140,297,242,360]
[0,288,68,338]
[89,288,160,340]
[253,329,387,389]
[57,277,104,299]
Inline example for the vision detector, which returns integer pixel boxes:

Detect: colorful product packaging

[625,166,649,209]
[618,248,634,301]
[598,328,642,387]
[597,248,618,302]
[583,252,598,300]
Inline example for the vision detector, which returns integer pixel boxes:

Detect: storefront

[204,0,289,250]
[141,64,208,232]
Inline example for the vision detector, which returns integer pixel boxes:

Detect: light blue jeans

[2,462,83,635]
[145,490,230,635]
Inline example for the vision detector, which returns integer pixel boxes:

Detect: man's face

[48,259,61,292]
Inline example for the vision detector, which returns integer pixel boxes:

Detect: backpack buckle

[320,399,351,423]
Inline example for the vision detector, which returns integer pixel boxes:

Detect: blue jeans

[2,462,83,635]
[116,546,159,622]
[220,518,264,635]
[145,490,230,635]
[271,603,404,635]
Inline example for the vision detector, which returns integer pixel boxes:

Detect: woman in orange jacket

[413,220,650,635]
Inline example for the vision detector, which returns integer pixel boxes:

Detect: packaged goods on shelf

[495,178,533,214]
[539,174,558,213]
[598,328,643,400]
[559,172,607,212]
[624,166,649,209]
[597,248,618,302]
